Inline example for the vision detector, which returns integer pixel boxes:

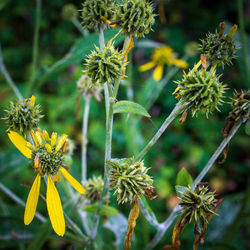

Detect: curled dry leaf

[124,201,140,250]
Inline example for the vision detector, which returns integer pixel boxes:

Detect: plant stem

[192,122,242,187]
[135,102,188,161]
[27,0,42,95]
[99,26,105,50]
[72,18,89,37]
[0,182,46,222]
[237,0,250,86]
[0,43,23,100]
[81,94,91,184]
[145,122,242,249]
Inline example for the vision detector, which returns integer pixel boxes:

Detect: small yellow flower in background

[139,46,188,81]
[7,129,85,237]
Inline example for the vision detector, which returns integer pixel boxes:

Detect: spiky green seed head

[81,0,115,30]
[84,176,104,202]
[62,4,78,20]
[4,96,43,135]
[227,90,250,123]
[85,45,126,86]
[179,185,217,225]
[117,0,155,37]
[199,24,238,67]
[108,159,153,204]
[175,68,226,117]
[77,74,102,99]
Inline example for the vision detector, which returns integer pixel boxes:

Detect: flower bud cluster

[175,66,226,117]
[81,0,115,30]
[84,176,104,202]
[4,96,43,135]
[117,0,155,37]
[85,45,126,86]
[199,23,238,67]
[179,185,217,225]
[108,159,153,204]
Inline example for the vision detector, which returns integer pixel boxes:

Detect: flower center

[152,46,174,65]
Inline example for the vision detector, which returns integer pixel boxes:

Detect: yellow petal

[35,131,43,145]
[31,130,38,146]
[51,132,57,147]
[153,64,164,81]
[24,174,41,225]
[47,175,65,236]
[30,95,36,107]
[42,130,50,140]
[55,134,67,152]
[172,59,188,69]
[60,168,85,194]
[45,143,52,153]
[8,131,32,159]
[139,61,156,72]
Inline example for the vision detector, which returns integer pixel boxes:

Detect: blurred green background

[0,0,249,249]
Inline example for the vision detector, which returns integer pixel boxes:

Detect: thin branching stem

[26,0,42,95]
[135,102,188,161]
[0,43,23,100]
[81,94,91,184]
[145,122,242,249]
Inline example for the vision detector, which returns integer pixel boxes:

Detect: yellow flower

[139,46,188,81]
[7,129,85,237]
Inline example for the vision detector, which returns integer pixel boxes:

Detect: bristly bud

[77,74,102,101]
[116,0,155,37]
[108,159,153,204]
[4,96,43,135]
[174,59,226,117]
[227,90,250,123]
[199,23,238,67]
[179,184,217,226]
[81,0,115,30]
[62,4,78,20]
[84,176,104,202]
[222,90,250,136]
[85,44,126,86]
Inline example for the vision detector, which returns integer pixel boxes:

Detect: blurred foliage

[0,0,249,249]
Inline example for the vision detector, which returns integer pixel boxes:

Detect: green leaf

[176,168,193,186]
[82,204,119,216]
[27,220,51,250]
[175,185,188,197]
[114,101,151,117]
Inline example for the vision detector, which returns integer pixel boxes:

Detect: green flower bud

[227,90,250,123]
[81,0,115,30]
[4,96,43,135]
[199,23,238,67]
[62,4,78,20]
[175,66,226,117]
[179,185,217,225]
[85,45,126,86]
[84,176,104,202]
[108,159,153,204]
[117,0,155,37]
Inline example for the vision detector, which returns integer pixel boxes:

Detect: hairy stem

[237,0,250,86]
[27,0,42,95]
[81,94,91,184]
[135,102,188,161]
[0,43,23,100]
[0,182,45,222]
